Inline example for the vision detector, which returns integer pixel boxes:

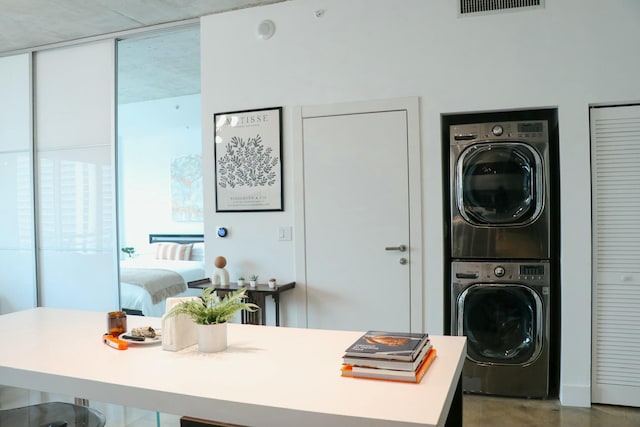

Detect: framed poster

[214,107,283,212]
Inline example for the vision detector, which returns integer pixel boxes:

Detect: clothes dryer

[451,260,551,398]
[450,120,550,259]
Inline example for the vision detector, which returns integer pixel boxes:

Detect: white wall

[118,94,203,252]
[201,0,640,406]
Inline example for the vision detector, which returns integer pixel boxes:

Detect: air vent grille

[460,0,542,15]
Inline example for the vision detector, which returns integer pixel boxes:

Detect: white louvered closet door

[591,104,640,407]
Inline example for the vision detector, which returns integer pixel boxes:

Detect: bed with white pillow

[120,234,206,317]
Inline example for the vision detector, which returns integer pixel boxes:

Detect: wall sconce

[257,19,276,40]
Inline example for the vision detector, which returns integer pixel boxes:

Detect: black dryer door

[456,142,543,226]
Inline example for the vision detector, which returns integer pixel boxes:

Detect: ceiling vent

[459,0,543,16]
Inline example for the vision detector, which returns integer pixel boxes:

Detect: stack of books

[340,331,436,383]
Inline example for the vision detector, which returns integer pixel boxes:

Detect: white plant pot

[196,322,227,353]
[237,279,245,287]
[249,280,257,288]
[268,281,276,289]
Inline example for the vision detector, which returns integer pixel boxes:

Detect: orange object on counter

[103,334,128,350]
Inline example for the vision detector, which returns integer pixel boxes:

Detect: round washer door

[456,142,543,226]
[456,283,543,366]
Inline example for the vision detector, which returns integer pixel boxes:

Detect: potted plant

[237,276,245,287]
[250,274,258,287]
[167,287,258,352]
[121,247,135,258]
[268,277,277,289]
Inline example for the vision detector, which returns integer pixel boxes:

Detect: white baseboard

[560,384,591,407]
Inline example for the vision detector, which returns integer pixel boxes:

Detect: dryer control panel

[451,120,548,143]
[452,260,550,285]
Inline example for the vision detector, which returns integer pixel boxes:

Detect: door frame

[292,97,423,331]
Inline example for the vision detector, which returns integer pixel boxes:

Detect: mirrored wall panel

[116,25,204,316]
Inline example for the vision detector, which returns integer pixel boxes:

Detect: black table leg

[445,374,463,427]
[247,293,266,325]
[272,294,281,326]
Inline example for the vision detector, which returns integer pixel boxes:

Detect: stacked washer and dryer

[448,116,556,398]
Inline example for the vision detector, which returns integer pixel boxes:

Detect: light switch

[278,226,292,241]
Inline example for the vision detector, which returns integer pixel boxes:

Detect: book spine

[343,343,432,371]
[340,349,437,384]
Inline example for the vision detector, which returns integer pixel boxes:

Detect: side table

[187,279,295,326]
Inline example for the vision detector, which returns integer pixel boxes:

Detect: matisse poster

[214,107,283,212]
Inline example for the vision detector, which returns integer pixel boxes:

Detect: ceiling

[117,25,202,104]
[0,0,286,103]
[0,0,284,54]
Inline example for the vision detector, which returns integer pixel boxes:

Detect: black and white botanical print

[217,134,279,188]
[214,106,283,212]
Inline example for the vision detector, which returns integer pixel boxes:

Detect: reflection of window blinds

[102,164,114,248]
[38,155,112,251]
[38,157,56,249]
[60,160,85,248]
[16,153,33,249]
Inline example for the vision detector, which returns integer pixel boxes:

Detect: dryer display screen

[518,122,543,133]
[520,265,544,276]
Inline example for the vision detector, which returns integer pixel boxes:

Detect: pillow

[191,242,205,262]
[153,242,193,261]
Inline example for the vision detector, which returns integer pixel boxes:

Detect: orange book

[341,348,436,384]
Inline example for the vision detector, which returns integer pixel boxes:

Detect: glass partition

[0,54,36,314]
[116,25,204,316]
[35,41,118,311]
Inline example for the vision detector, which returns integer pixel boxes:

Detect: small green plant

[250,274,258,281]
[121,247,135,258]
[238,276,245,281]
[167,287,258,325]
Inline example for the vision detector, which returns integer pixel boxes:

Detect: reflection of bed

[120,234,205,317]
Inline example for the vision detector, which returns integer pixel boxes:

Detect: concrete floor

[464,394,640,427]
[4,386,640,426]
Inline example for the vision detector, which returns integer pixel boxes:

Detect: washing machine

[451,260,551,398]
[450,120,550,260]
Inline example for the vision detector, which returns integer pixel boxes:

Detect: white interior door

[295,98,422,332]
[591,104,640,407]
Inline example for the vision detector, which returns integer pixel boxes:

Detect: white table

[0,308,466,427]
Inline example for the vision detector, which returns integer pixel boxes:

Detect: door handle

[385,245,406,252]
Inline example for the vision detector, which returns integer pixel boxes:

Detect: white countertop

[0,308,466,427]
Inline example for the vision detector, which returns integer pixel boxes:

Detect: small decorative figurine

[212,256,230,287]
